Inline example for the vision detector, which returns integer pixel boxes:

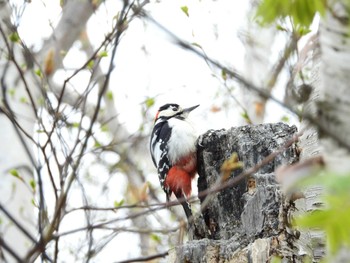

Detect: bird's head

[154,103,199,122]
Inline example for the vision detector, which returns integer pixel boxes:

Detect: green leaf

[29,179,36,192]
[98,50,108,58]
[9,32,20,43]
[100,124,109,132]
[20,97,28,103]
[221,69,227,81]
[255,0,326,28]
[94,140,102,148]
[296,26,312,37]
[87,60,94,69]
[37,97,45,106]
[270,256,282,263]
[294,173,350,255]
[8,88,15,98]
[299,172,350,194]
[276,24,288,32]
[150,233,161,243]
[281,115,290,123]
[296,202,350,254]
[314,0,326,17]
[114,199,124,207]
[35,68,42,78]
[255,0,281,25]
[145,97,155,108]
[191,42,202,49]
[241,111,251,124]
[10,169,20,178]
[181,6,189,17]
[31,198,38,208]
[106,90,114,101]
[72,122,80,128]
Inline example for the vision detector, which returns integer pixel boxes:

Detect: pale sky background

[11,0,304,261]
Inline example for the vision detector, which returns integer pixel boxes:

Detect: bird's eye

[172,107,178,111]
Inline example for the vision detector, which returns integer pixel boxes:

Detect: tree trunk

[296,2,350,261]
[298,2,350,262]
[170,122,300,262]
[318,1,350,171]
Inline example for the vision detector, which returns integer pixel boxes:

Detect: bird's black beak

[183,104,199,113]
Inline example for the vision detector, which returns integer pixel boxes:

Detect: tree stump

[170,123,301,262]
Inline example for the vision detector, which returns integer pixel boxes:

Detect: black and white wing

[150,121,173,199]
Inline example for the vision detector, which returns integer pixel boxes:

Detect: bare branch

[115,251,169,263]
[0,237,23,263]
[0,203,37,244]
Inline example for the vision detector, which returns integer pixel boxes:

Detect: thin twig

[115,251,169,263]
[0,236,23,263]
[266,33,299,92]
[0,203,37,244]
[54,225,178,239]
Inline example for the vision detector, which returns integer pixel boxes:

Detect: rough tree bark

[289,2,350,261]
[318,1,350,171]
[170,122,300,262]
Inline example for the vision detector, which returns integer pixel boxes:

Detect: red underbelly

[164,154,197,197]
[174,154,197,176]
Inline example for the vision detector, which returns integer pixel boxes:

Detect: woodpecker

[150,103,199,220]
